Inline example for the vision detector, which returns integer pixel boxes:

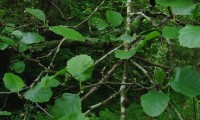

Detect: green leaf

[59,113,88,120]
[24,76,59,102]
[0,36,16,47]
[24,86,52,103]
[156,0,193,7]
[3,73,25,92]
[53,93,81,120]
[0,42,8,50]
[141,90,169,117]
[25,8,46,22]
[0,111,11,116]
[172,4,196,15]
[115,31,160,59]
[120,34,136,43]
[97,22,108,30]
[39,76,60,88]
[49,26,85,41]
[193,4,200,19]
[179,25,200,48]
[106,11,123,26]
[169,67,200,97]
[18,42,28,52]
[21,32,45,44]
[162,26,180,39]
[53,68,68,78]
[67,54,94,82]
[115,50,135,59]
[12,30,23,38]
[13,61,25,73]
[154,69,165,84]
[144,31,160,41]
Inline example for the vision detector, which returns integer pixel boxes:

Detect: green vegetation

[0,0,200,119]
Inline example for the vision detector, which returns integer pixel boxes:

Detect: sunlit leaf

[67,54,94,82]
[0,111,11,116]
[49,26,85,41]
[179,25,200,48]
[21,32,45,44]
[156,0,193,7]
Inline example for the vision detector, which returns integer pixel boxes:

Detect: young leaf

[154,69,165,84]
[49,26,85,41]
[67,54,94,82]
[169,67,200,97]
[13,61,25,73]
[106,11,123,26]
[141,90,169,117]
[179,25,200,48]
[53,93,81,120]
[21,32,45,44]
[25,8,46,22]
[3,73,25,92]
[162,26,180,39]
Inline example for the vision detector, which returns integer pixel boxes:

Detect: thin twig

[169,102,184,120]
[81,60,123,101]
[94,43,124,65]
[36,103,53,118]
[84,90,122,115]
[130,60,155,84]
[134,56,170,69]
[74,0,105,28]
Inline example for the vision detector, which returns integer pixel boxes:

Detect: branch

[81,60,123,101]
[134,56,170,69]
[130,60,155,84]
[84,90,121,115]
[74,0,105,28]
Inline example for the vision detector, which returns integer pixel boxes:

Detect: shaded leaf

[3,73,25,92]
[169,67,200,97]
[162,26,180,39]
[13,61,25,73]
[141,90,169,117]
[53,93,81,120]
[106,11,123,26]
[25,8,46,22]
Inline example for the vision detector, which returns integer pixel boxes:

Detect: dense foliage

[0,0,200,120]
